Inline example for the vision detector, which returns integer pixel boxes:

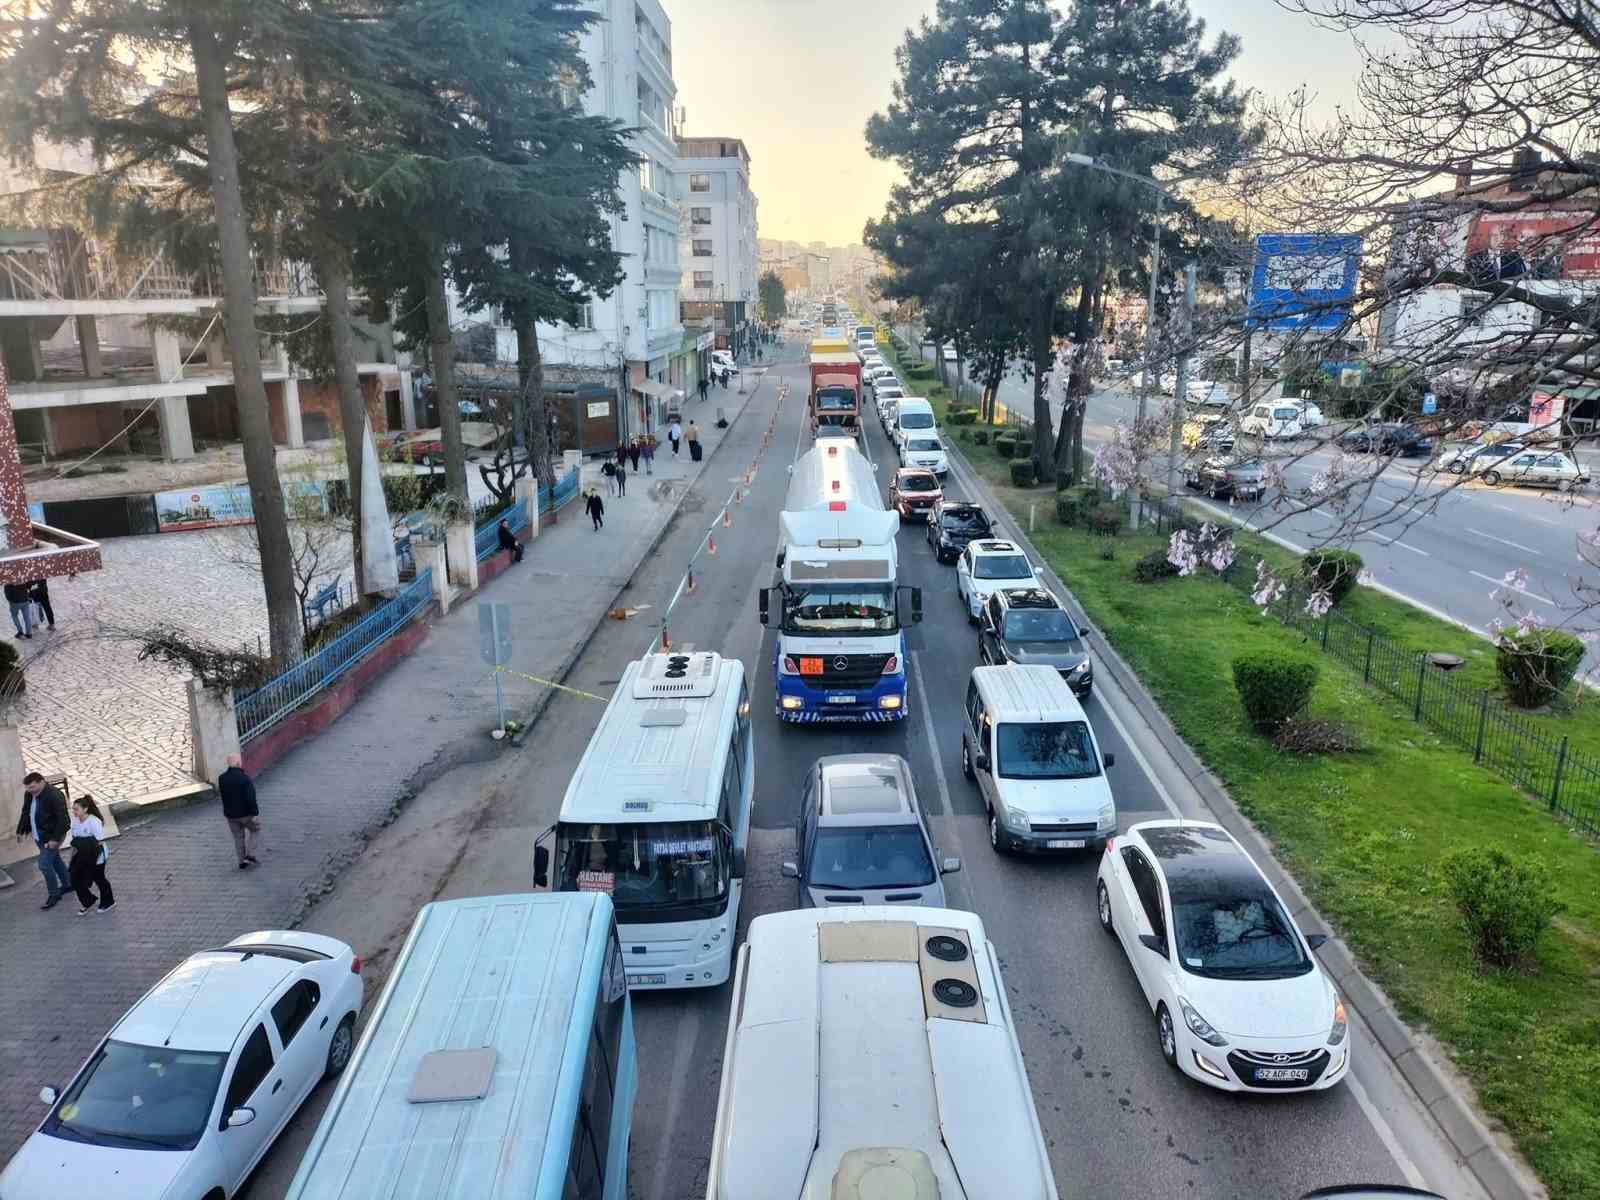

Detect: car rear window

[901,473,938,492]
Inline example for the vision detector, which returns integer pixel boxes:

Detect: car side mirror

[1137,933,1168,958]
[1103,753,1116,769]
[758,588,770,627]
[1305,933,1329,951]
[781,861,799,879]
[730,847,747,879]
[226,1106,256,1129]
[38,1086,57,1106]
[941,857,962,875]
[533,844,550,889]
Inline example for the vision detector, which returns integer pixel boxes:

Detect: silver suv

[783,754,960,908]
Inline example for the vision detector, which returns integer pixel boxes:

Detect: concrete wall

[297,376,388,442]
[44,402,130,456]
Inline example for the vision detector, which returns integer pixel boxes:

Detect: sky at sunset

[669,1,1369,247]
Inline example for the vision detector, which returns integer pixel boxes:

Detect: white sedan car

[956,539,1041,623]
[900,433,949,476]
[1096,821,1350,1093]
[0,931,364,1200]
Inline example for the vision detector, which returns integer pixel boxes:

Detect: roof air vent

[931,978,979,1008]
[924,934,968,963]
[632,651,723,699]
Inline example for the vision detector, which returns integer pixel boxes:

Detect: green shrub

[1011,439,1034,459]
[946,408,978,426]
[1301,549,1365,605]
[1087,503,1124,536]
[994,435,1018,459]
[1054,485,1102,527]
[1009,459,1036,487]
[1440,846,1564,970]
[0,640,23,695]
[1496,628,1586,708]
[1133,549,1179,583]
[1231,652,1319,733]
[972,429,991,445]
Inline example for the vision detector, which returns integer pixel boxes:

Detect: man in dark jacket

[496,519,523,565]
[218,755,260,869]
[5,580,33,639]
[14,771,70,907]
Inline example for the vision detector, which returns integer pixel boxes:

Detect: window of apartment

[567,299,595,331]
[693,239,714,257]
[691,207,712,226]
[689,173,711,193]
[637,82,667,136]
[693,271,714,289]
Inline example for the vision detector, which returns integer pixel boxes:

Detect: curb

[941,438,1544,1200]
[108,781,214,822]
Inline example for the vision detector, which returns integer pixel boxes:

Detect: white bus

[536,651,752,990]
[707,906,1058,1200]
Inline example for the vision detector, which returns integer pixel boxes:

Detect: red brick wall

[45,403,129,456]
[297,376,389,442]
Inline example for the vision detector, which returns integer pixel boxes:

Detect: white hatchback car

[957,539,1041,623]
[1096,821,1349,1094]
[0,931,364,1200]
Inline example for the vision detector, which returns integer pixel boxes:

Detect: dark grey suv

[977,588,1094,699]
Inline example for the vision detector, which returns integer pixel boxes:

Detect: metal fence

[475,499,528,563]
[540,466,581,515]
[1136,494,1600,837]
[237,570,435,742]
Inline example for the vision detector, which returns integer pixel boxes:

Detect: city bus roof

[284,893,615,1200]
[558,652,745,826]
[709,906,1056,1200]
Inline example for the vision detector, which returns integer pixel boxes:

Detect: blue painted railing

[541,466,580,515]
[237,570,435,742]
[475,498,529,562]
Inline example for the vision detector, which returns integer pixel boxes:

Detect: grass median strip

[915,376,1600,1200]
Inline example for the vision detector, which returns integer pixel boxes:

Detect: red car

[890,467,942,522]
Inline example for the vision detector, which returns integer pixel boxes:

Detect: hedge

[994,435,1018,459]
[946,409,978,426]
[1231,652,1319,733]
[1496,628,1586,708]
[1009,459,1037,487]
[1055,485,1103,527]
[1301,548,1364,605]
[1133,549,1180,583]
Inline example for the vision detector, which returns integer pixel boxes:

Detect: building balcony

[0,521,102,586]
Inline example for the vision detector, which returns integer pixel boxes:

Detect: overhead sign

[1249,234,1363,332]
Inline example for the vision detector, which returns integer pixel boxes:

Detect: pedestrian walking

[28,578,54,630]
[614,443,627,475]
[698,377,709,404]
[687,420,703,463]
[15,771,70,907]
[642,435,656,475]
[586,489,605,530]
[601,459,617,495]
[218,754,260,869]
[68,795,114,914]
[496,518,523,565]
[5,581,33,639]
[628,438,641,473]
[615,463,628,496]
[668,418,683,456]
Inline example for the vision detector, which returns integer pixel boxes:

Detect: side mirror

[226,1106,256,1129]
[533,844,550,889]
[781,861,799,879]
[1103,753,1116,769]
[1137,933,1168,958]
[38,1086,57,1106]
[941,857,962,875]
[758,588,770,627]
[730,847,747,880]
[1305,933,1329,951]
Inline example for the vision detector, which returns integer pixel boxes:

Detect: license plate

[627,973,667,986]
[827,694,856,704]
[1046,839,1087,849]
[798,657,824,676]
[1254,1067,1309,1082]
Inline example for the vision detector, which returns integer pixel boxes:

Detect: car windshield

[784,583,897,634]
[1003,609,1077,641]
[974,553,1032,580]
[1169,884,1313,979]
[908,438,942,452]
[45,1040,226,1151]
[808,825,935,890]
[816,388,855,411]
[555,820,728,914]
[996,721,1101,779]
[899,411,934,430]
[900,473,938,493]
[941,509,990,534]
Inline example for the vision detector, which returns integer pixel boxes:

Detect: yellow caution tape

[489,665,610,703]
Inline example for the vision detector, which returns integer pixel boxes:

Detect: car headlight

[1003,808,1031,834]
[1328,996,1347,1046]
[1097,801,1116,830]
[1070,659,1091,677]
[1179,998,1229,1047]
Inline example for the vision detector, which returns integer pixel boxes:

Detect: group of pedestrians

[666,418,702,461]
[14,772,113,914]
[5,577,55,640]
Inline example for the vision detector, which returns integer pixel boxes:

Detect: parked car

[1184,456,1266,501]
[1185,379,1231,409]
[926,500,994,563]
[1095,820,1349,1093]
[0,931,364,1200]
[1436,440,1527,475]
[877,395,902,433]
[782,754,960,908]
[711,350,736,373]
[977,587,1094,698]
[1480,450,1590,490]
[956,539,1041,623]
[1182,414,1235,453]
[942,344,959,363]
[1240,402,1307,441]
[889,467,942,522]
[899,434,949,476]
[1339,423,1433,457]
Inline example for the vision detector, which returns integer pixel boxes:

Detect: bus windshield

[556,820,729,919]
[783,583,897,634]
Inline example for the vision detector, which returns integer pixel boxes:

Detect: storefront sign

[586,400,612,420]
[155,483,255,531]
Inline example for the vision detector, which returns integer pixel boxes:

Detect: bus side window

[720,748,741,832]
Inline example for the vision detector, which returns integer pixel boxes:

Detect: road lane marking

[1344,1067,1430,1190]
[1465,527,1542,556]
[1468,569,1554,606]
[909,651,956,819]
[1365,530,1431,557]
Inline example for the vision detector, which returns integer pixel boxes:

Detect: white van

[1240,401,1306,441]
[960,664,1117,855]
[892,397,937,453]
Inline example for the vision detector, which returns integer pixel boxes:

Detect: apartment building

[676,136,759,357]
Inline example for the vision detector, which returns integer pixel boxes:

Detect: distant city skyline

[671,1,1369,247]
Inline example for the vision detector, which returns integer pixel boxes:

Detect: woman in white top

[68,795,114,915]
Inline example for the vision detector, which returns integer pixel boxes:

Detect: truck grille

[809,653,894,689]
[1029,821,1098,834]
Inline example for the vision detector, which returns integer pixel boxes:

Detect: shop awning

[633,379,679,402]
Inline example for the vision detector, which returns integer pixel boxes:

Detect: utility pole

[1167,263,1198,498]
[1132,188,1164,530]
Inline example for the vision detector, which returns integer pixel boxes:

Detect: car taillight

[881,655,899,675]
[351,956,363,975]
[781,655,799,675]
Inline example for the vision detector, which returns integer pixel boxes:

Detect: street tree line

[0,0,636,664]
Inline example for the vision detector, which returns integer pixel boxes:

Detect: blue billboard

[1249,234,1362,332]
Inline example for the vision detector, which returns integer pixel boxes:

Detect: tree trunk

[316,246,371,594]
[1030,298,1056,482]
[189,21,303,663]
[1056,275,1101,485]
[516,318,555,492]
[421,235,468,508]
[984,360,1004,424]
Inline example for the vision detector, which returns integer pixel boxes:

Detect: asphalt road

[242,342,1487,1200]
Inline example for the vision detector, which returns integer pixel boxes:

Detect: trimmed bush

[1087,503,1124,536]
[946,408,978,426]
[972,429,991,445]
[1054,485,1102,527]
[1009,459,1037,487]
[1231,652,1319,733]
[1011,439,1034,459]
[1496,628,1585,708]
[994,435,1018,459]
[1301,549,1365,605]
[0,640,23,695]
[1440,846,1564,970]
[1133,549,1179,583]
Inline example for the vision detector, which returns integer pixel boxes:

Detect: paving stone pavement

[0,367,777,1163]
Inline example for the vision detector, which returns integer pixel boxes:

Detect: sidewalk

[0,373,768,1160]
